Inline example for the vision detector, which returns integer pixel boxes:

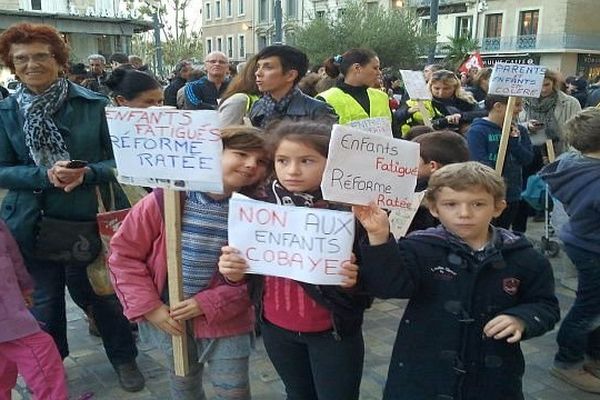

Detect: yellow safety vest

[318,87,392,125]
[400,99,444,137]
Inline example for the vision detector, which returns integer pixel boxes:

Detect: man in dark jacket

[183,52,229,110]
[586,76,600,107]
[250,45,337,127]
[164,60,192,107]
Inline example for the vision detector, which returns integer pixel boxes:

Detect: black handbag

[32,190,102,265]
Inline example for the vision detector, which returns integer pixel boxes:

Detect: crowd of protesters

[0,21,599,400]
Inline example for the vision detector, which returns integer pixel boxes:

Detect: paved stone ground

[10,221,593,400]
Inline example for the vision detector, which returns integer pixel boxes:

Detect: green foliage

[125,0,203,76]
[441,35,480,71]
[294,1,435,70]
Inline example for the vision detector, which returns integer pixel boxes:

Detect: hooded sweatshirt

[467,118,533,202]
[540,153,600,254]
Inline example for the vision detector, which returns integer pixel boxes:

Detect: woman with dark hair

[465,67,492,103]
[105,66,164,107]
[218,55,260,126]
[164,59,192,107]
[0,23,144,392]
[317,48,392,127]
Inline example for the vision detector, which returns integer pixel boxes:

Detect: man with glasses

[183,51,230,110]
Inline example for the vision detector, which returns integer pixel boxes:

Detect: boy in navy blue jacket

[466,95,533,230]
[354,161,559,400]
[541,107,600,393]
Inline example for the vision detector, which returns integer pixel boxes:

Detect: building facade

[409,0,600,79]
[201,0,400,61]
[0,0,151,64]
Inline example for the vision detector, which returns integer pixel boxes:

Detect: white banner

[399,70,431,100]
[106,108,223,192]
[228,194,355,285]
[388,191,426,238]
[488,63,547,98]
[346,117,393,137]
[320,125,420,209]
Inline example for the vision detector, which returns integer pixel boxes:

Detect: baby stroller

[521,174,561,258]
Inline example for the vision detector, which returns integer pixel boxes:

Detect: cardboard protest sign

[106,108,223,192]
[399,70,431,100]
[347,117,393,137]
[489,63,546,98]
[228,194,354,285]
[388,191,426,238]
[321,124,420,209]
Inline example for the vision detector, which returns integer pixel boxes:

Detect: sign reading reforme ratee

[228,194,354,285]
[399,70,431,100]
[489,62,547,98]
[106,108,223,192]
[320,125,420,209]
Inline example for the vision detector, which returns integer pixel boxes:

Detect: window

[287,0,297,18]
[259,35,268,50]
[519,10,539,36]
[31,0,41,10]
[205,2,211,20]
[215,0,221,19]
[227,36,234,58]
[238,0,245,15]
[484,13,502,38]
[420,17,431,33]
[206,38,213,54]
[217,37,223,52]
[455,16,472,38]
[286,31,296,46]
[226,0,232,16]
[366,2,377,13]
[259,0,268,21]
[238,34,246,59]
[315,10,325,18]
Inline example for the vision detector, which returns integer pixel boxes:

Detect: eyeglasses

[13,53,55,65]
[206,59,228,65]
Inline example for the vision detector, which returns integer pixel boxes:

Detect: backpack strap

[153,189,186,218]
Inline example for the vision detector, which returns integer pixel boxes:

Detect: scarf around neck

[258,87,300,127]
[524,91,561,141]
[16,78,70,166]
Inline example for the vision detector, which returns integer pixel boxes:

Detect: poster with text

[321,124,420,209]
[106,108,223,192]
[399,70,431,100]
[347,117,393,137]
[489,63,546,98]
[388,191,426,238]
[228,194,354,285]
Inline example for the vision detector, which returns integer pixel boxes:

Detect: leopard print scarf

[16,78,70,167]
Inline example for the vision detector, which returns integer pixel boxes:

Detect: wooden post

[164,189,189,377]
[495,96,517,174]
[416,100,433,128]
[545,139,556,163]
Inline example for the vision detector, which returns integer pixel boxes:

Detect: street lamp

[274,0,283,44]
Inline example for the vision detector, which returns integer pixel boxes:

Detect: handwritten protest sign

[399,70,431,100]
[106,108,223,192]
[320,124,419,209]
[489,63,546,98]
[228,194,354,285]
[388,191,426,238]
[347,117,393,137]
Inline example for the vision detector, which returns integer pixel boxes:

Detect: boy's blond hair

[425,161,506,203]
[564,107,600,154]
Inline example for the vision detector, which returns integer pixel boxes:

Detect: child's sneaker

[584,359,600,379]
[550,366,600,393]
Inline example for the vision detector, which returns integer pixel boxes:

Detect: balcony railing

[479,33,600,53]
[407,0,468,6]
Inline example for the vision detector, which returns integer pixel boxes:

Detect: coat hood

[540,153,600,205]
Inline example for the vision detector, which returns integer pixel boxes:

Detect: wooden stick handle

[495,96,516,174]
[416,100,433,128]
[164,189,189,377]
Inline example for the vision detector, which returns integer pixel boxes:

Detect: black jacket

[249,90,338,127]
[587,84,600,107]
[164,77,187,107]
[360,227,559,400]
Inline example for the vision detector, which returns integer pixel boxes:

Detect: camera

[432,117,451,130]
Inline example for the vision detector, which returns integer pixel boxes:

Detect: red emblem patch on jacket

[503,278,520,296]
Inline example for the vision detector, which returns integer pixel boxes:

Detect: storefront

[481,54,541,67]
[577,54,600,81]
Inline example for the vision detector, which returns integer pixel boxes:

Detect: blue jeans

[261,320,364,400]
[26,259,137,366]
[555,244,600,367]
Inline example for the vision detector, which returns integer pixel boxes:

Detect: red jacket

[108,192,254,338]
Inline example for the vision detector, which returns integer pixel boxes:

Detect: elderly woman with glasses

[396,69,487,137]
[0,23,144,392]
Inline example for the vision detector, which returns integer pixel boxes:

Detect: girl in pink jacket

[0,220,67,400]
[108,126,269,399]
